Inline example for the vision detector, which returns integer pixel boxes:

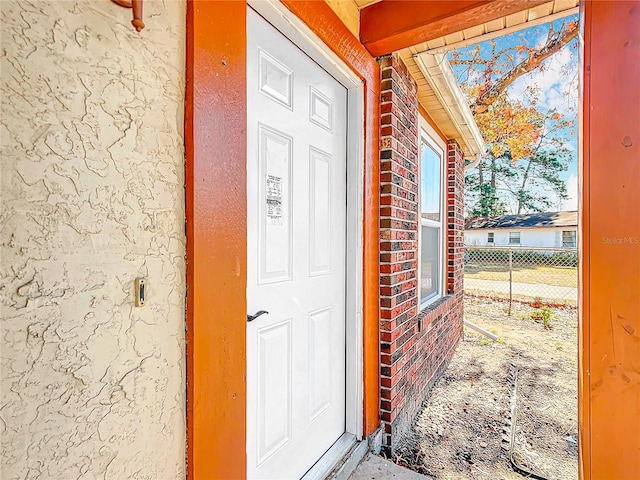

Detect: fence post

[508,249,513,316]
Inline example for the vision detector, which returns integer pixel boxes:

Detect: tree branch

[471,20,579,115]
[450,59,491,65]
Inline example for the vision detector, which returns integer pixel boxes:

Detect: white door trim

[248,0,365,442]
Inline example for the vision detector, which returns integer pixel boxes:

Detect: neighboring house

[1,1,637,480]
[465,211,578,248]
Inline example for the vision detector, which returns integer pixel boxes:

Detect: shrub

[530,306,554,329]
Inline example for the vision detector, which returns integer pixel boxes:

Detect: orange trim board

[360,0,550,56]
[580,2,640,479]
[578,4,590,479]
[186,1,380,478]
[186,1,247,478]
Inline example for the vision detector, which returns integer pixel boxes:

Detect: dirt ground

[390,296,578,480]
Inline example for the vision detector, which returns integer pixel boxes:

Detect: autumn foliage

[454,17,578,215]
[474,96,543,161]
[452,20,579,115]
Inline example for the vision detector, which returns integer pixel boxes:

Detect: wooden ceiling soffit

[360,0,550,56]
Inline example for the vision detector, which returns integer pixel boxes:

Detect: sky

[449,15,579,212]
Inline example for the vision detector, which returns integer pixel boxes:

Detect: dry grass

[465,264,577,288]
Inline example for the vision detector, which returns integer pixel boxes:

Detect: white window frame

[487,232,495,244]
[509,231,521,245]
[562,230,577,248]
[418,116,446,309]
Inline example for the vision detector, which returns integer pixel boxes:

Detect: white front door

[246,8,348,480]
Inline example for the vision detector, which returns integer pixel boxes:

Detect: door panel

[257,320,292,462]
[258,125,293,283]
[308,306,334,420]
[247,8,348,480]
[309,147,333,275]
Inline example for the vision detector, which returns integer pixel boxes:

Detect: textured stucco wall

[1,1,187,478]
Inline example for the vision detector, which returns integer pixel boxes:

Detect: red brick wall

[378,54,465,452]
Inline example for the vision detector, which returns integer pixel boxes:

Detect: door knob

[247,310,269,322]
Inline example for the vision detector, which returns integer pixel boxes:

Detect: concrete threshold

[302,433,367,480]
[347,454,430,480]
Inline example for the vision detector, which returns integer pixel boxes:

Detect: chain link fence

[464,246,578,310]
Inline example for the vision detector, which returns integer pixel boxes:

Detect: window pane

[488,232,494,243]
[509,232,520,245]
[421,226,440,302]
[562,230,576,248]
[421,142,440,222]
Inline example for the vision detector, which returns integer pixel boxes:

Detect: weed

[479,338,492,346]
[530,306,554,329]
[556,344,564,350]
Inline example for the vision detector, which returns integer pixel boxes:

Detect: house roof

[400,49,485,159]
[465,211,578,230]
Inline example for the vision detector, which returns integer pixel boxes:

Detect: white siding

[1,1,186,478]
[465,227,578,247]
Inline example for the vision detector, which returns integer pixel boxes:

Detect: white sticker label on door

[266,175,283,225]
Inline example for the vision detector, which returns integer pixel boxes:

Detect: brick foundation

[378,54,465,452]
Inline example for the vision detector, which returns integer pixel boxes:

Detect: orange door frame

[185,1,247,479]
[580,2,640,479]
[186,1,380,478]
